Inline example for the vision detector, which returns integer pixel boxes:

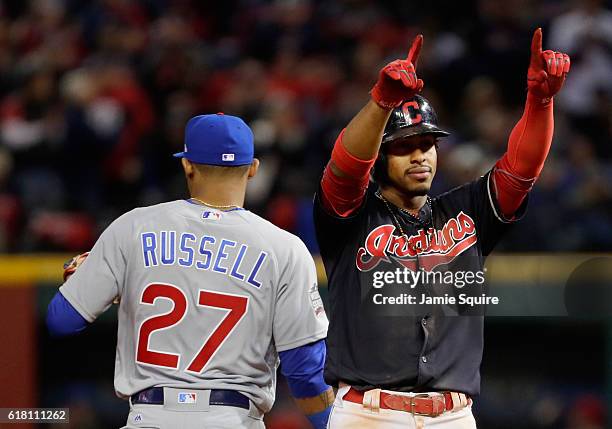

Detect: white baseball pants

[327,386,477,429]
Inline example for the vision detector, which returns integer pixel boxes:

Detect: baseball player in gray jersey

[47,113,334,429]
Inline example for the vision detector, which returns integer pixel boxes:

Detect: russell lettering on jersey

[140,231,267,288]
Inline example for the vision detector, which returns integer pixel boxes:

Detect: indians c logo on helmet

[356,212,477,272]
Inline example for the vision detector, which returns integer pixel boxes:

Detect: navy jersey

[313,170,525,395]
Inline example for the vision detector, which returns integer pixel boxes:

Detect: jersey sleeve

[59,214,129,322]
[273,237,328,352]
[469,170,528,255]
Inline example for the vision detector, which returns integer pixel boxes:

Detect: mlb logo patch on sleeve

[178,392,197,404]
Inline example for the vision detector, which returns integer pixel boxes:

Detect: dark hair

[372,149,389,185]
[192,162,251,177]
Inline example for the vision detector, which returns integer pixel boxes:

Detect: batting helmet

[382,95,450,143]
[374,95,450,183]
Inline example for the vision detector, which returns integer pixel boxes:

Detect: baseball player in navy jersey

[47,113,334,428]
[313,29,570,428]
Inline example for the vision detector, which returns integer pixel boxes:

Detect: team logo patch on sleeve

[178,392,197,404]
[309,283,326,317]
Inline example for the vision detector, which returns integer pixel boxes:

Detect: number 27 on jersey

[135,283,249,373]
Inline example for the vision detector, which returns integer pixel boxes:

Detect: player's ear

[181,158,195,179]
[247,158,259,179]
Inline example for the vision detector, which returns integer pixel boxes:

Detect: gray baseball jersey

[60,200,328,412]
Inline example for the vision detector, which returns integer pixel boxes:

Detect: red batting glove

[370,35,425,109]
[527,28,571,102]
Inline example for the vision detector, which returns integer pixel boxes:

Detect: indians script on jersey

[356,211,477,272]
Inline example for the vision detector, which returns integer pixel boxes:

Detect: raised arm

[492,28,571,218]
[320,36,424,217]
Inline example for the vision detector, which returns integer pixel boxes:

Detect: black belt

[131,387,250,410]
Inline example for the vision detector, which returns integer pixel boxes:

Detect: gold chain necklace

[375,190,432,237]
[190,197,241,210]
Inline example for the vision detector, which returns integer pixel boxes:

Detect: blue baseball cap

[173,113,254,166]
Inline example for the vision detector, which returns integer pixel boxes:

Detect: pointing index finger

[407,34,423,67]
[531,28,543,55]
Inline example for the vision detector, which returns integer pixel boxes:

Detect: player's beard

[394,180,431,197]
[387,169,434,198]
[404,182,430,196]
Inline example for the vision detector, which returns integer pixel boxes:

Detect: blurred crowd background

[0,0,610,428]
[0,0,611,254]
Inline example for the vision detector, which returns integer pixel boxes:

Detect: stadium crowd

[3,1,610,428]
[0,0,610,254]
